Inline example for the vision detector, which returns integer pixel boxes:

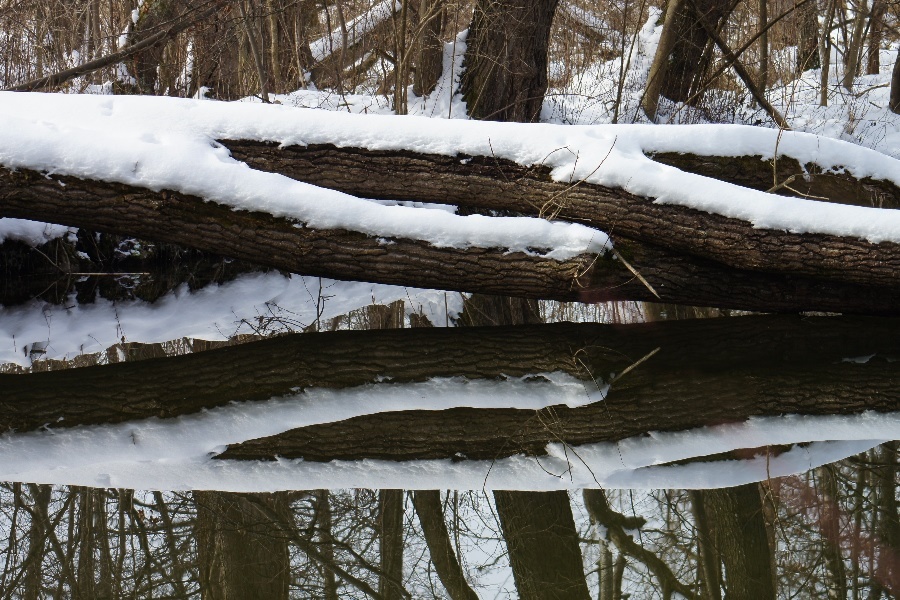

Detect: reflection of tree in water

[1,461,900,598]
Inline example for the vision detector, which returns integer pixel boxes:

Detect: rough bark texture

[194,491,290,600]
[378,490,406,600]
[700,485,776,600]
[460,0,558,121]
[224,141,900,291]
[494,491,591,600]
[4,316,899,462]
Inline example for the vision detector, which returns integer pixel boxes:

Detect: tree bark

[194,491,291,600]
[494,491,591,600]
[7,165,900,315]
[642,0,682,120]
[378,490,406,600]
[314,490,340,600]
[460,0,558,121]
[659,0,736,104]
[699,485,776,600]
[223,141,900,291]
[867,0,885,74]
[890,50,900,114]
[797,0,820,72]
[4,315,900,462]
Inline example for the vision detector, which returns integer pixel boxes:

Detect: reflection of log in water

[1,315,898,462]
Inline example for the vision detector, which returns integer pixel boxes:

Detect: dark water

[1,284,898,599]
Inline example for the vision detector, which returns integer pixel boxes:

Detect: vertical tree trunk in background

[689,490,722,600]
[315,490,340,600]
[701,484,776,600]
[266,0,283,92]
[642,0,684,120]
[194,492,291,600]
[867,0,885,74]
[797,0,820,72]
[819,465,848,600]
[658,0,735,104]
[819,0,837,106]
[412,0,446,97]
[891,51,900,113]
[23,485,52,600]
[494,491,591,600]
[841,0,868,90]
[460,0,559,121]
[130,0,181,94]
[239,0,271,102]
[191,7,243,99]
[412,491,479,600]
[758,0,768,94]
[296,0,320,86]
[74,488,97,600]
[875,442,900,594]
[378,489,406,600]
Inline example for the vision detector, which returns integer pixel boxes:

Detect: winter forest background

[1,0,900,597]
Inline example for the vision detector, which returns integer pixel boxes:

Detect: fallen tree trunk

[2,316,899,461]
[223,141,900,290]
[3,166,900,314]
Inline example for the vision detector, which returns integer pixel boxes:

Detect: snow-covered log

[2,316,897,462]
[4,166,900,314]
[4,95,900,314]
[225,140,900,291]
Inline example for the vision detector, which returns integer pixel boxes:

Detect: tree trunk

[313,491,340,600]
[690,490,722,600]
[867,0,885,74]
[841,0,868,90]
[797,0,820,72]
[223,141,900,291]
[642,0,683,120]
[890,50,900,113]
[378,490,406,599]
[659,0,736,104]
[758,0,768,94]
[700,485,775,600]
[819,465,848,599]
[412,0,445,97]
[7,315,899,464]
[13,133,900,311]
[412,492,479,600]
[194,491,291,600]
[494,491,591,600]
[461,0,558,121]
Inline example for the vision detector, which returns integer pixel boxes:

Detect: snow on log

[0,316,897,489]
[2,94,900,312]
[223,140,900,290]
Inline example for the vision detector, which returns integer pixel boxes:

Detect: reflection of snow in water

[0,372,888,491]
[0,272,462,367]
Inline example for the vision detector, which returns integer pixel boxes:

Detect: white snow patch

[0,272,462,366]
